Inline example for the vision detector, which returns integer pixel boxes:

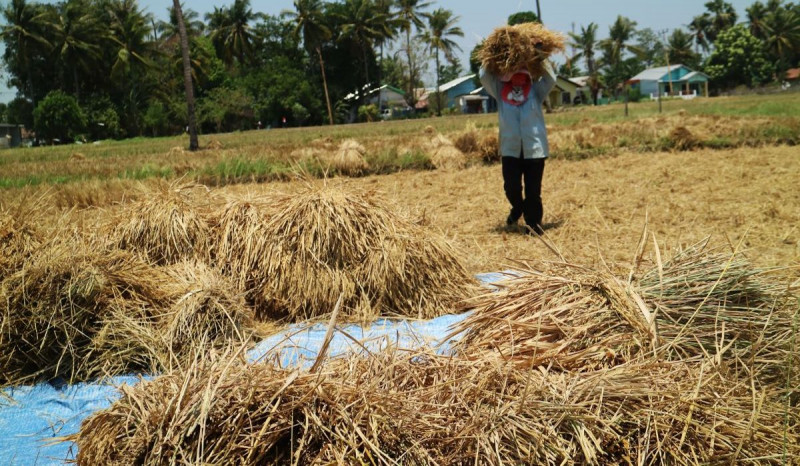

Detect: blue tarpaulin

[0,272,508,465]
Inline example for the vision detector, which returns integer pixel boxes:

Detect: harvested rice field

[1,94,799,464]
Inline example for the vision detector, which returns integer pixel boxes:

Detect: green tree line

[560,0,800,102]
[0,0,465,142]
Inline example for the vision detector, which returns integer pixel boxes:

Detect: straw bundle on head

[451,263,656,370]
[0,241,171,384]
[479,23,566,78]
[112,183,211,265]
[73,347,798,465]
[428,134,467,170]
[161,261,251,357]
[257,183,475,321]
[322,139,369,176]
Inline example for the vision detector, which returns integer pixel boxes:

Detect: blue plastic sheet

[0,272,509,465]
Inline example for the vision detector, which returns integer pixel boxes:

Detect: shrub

[33,91,87,143]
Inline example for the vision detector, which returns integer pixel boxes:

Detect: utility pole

[535,0,542,22]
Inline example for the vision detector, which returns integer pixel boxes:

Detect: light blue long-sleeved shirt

[480,64,556,159]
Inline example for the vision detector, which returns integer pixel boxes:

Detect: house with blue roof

[627,65,709,99]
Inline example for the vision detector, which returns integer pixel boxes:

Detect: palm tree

[283,0,334,125]
[688,13,712,54]
[107,0,155,81]
[49,0,104,100]
[419,8,463,116]
[205,0,262,67]
[0,0,50,104]
[599,15,642,65]
[158,3,203,45]
[374,0,402,110]
[704,0,738,42]
[396,0,431,107]
[667,29,700,69]
[747,1,770,40]
[336,0,388,87]
[569,23,601,104]
[172,0,198,150]
[763,7,800,72]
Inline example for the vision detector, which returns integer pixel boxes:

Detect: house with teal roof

[627,65,709,99]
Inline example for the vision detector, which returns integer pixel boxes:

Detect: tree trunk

[378,42,383,111]
[405,27,416,107]
[362,44,370,88]
[174,0,199,151]
[316,46,335,125]
[73,67,80,102]
[435,46,442,116]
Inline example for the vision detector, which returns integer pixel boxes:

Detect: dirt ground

[224,144,800,281]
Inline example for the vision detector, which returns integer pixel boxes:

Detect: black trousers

[502,154,545,229]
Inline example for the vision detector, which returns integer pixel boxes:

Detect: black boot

[506,207,523,226]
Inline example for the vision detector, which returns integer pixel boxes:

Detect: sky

[1,0,758,103]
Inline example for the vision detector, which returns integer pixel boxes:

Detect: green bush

[357,104,378,122]
[33,91,87,142]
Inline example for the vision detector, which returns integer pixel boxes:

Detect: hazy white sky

[1,0,757,102]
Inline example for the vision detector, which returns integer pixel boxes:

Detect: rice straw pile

[320,139,369,176]
[112,183,211,265]
[0,239,171,384]
[452,239,797,387]
[161,261,250,358]
[0,206,43,277]
[210,196,274,303]
[453,124,501,163]
[256,183,476,320]
[451,263,656,371]
[479,23,566,78]
[428,134,468,170]
[73,346,799,465]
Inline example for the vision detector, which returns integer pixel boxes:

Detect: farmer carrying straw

[478,23,564,235]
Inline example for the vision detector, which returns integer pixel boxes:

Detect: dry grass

[0,202,44,277]
[111,182,212,265]
[479,23,566,78]
[72,346,798,465]
[254,182,477,321]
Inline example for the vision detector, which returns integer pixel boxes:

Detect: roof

[436,74,477,93]
[344,83,406,102]
[629,65,688,82]
[682,71,710,82]
[787,68,800,80]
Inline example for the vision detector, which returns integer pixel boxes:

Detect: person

[480,59,555,235]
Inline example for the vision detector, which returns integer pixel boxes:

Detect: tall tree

[688,13,712,54]
[49,0,104,100]
[0,0,50,104]
[705,25,774,89]
[600,15,641,65]
[396,0,431,108]
[374,0,402,110]
[667,28,700,69]
[284,0,334,125]
[158,3,203,44]
[569,23,601,104]
[704,0,738,42]
[419,7,463,116]
[747,1,770,40]
[763,6,800,72]
[337,0,387,87]
[507,11,538,25]
[205,0,262,67]
[173,0,198,150]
